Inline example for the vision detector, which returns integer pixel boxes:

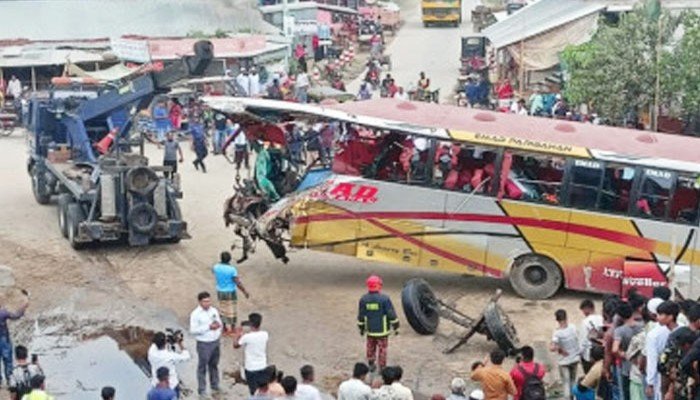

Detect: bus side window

[568,159,603,209]
[432,142,495,194]
[597,165,635,214]
[502,151,565,204]
[670,175,700,224]
[635,169,674,220]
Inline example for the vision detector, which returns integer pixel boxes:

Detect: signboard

[294,20,319,35]
[110,38,151,63]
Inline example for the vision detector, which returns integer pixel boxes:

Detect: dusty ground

[0,131,600,399]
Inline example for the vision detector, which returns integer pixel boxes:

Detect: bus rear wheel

[509,255,562,299]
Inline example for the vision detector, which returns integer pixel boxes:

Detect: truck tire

[125,167,159,196]
[57,193,73,238]
[401,278,440,335]
[484,302,520,355]
[31,168,50,205]
[66,203,87,250]
[128,203,158,234]
[509,254,563,299]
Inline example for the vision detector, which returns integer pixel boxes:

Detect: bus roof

[202,97,700,173]
[330,99,700,173]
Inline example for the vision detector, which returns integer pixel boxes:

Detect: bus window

[670,175,700,224]
[636,168,674,219]
[503,151,565,204]
[568,159,604,209]
[332,125,380,176]
[433,142,496,194]
[598,165,636,214]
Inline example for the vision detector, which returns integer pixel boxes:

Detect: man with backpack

[509,346,546,400]
[8,345,42,400]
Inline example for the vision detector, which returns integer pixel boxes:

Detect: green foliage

[666,12,700,117]
[560,2,680,125]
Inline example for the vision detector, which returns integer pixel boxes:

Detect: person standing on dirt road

[212,251,250,334]
[550,309,581,400]
[8,345,42,400]
[189,291,222,397]
[147,367,177,400]
[0,294,29,385]
[233,312,269,395]
[470,349,517,400]
[357,274,399,372]
[161,131,183,179]
[21,374,53,400]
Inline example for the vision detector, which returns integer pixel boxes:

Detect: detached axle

[401,279,520,355]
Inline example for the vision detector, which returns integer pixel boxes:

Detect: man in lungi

[212,251,250,334]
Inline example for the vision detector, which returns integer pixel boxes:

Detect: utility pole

[652,0,662,132]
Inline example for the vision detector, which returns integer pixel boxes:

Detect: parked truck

[26,41,214,249]
[422,0,461,27]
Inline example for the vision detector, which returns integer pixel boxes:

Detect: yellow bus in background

[422,0,461,27]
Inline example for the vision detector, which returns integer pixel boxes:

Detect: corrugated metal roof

[0,45,104,67]
[0,0,279,41]
[482,0,606,49]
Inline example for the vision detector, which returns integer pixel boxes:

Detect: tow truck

[26,40,213,249]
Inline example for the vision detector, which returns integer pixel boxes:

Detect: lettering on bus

[602,267,623,279]
[473,133,577,154]
[310,182,379,203]
[621,276,666,288]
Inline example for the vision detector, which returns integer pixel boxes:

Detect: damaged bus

[207,97,700,299]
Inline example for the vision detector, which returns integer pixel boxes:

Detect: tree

[666,13,700,122]
[560,1,678,126]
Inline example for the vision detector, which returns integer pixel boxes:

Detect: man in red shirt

[509,346,545,400]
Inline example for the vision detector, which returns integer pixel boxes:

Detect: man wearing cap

[147,367,178,400]
[357,274,399,372]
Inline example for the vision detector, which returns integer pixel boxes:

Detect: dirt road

[0,132,596,399]
[348,0,477,102]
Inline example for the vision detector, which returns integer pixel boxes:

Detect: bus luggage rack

[401,279,520,354]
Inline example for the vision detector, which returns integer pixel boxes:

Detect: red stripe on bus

[296,211,655,251]
[362,217,503,277]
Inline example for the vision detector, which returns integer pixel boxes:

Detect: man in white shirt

[550,309,580,400]
[296,365,322,400]
[234,312,269,395]
[295,72,310,103]
[237,68,251,97]
[189,291,222,397]
[249,67,262,97]
[7,76,21,99]
[394,87,409,101]
[390,366,414,400]
[645,301,679,400]
[338,363,372,400]
[578,299,604,373]
[147,331,191,398]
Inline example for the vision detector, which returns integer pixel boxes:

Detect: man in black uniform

[358,275,399,372]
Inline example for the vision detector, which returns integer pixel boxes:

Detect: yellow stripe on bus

[449,130,592,158]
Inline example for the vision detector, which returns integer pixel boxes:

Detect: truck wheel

[509,255,563,299]
[484,302,520,355]
[401,278,440,335]
[31,168,50,205]
[66,203,87,250]
[128,203,158,234]
[57,193,73,238]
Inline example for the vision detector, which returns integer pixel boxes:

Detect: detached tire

[509,255,563,299]
[57,193,73,238]
[66,203,87,250]
[484,302,520,355]
[128,203,158,234]
[125,167,159,196]
[401,279,440,335]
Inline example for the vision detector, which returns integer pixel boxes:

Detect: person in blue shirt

[189,120,208,173]
[212,251,250,334]
[152,101,171,142]
[147,367,177,400]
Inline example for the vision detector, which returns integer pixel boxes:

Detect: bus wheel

[484,301,520,355]
[401,278,440,335]
[509,255,562,299]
